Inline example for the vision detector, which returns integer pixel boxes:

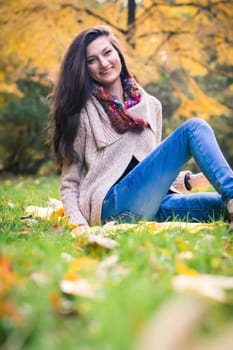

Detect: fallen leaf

[64,256,98,282]
[61,252,73,262]
[24,198,64,221]
[4,180,12,186]
[21,217,38,226]
[96,254,130,282]
[60,279,99,298]
[173,274,233,302]
[73,233,118,250]
[86,233,118,249]
[135,295,207,350]
[0,300,24,323]
[0,256,24,323]
[0,255,21,295]
[7,201,15,208]
[177,251,194,260]
[50,292,79,316]
[157,247,173,257]
[52,225,63,234]
[175,260,198,276]
[18,228,33,235]
[29,271,49,286]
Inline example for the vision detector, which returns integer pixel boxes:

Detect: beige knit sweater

[60,87,184,227]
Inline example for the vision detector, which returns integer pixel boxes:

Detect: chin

[102,77,120,86]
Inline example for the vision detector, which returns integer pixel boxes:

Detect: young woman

[50,25,233,234]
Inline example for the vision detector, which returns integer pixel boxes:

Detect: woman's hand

[190,172,211,190]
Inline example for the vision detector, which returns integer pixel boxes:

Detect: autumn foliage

[0,0,232,173]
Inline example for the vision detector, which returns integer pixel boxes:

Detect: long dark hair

[50,25,131,167]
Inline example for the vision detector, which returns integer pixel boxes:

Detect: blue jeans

[101,118,233,223]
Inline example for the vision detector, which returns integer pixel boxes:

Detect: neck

[105,79,123,103]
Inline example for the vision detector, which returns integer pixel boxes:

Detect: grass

[0,176,233,350]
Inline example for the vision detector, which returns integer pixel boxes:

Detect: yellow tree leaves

[173,78,229,120]
[0,0,80,80]
[0,0,232,119]
[134,0,233,78]
[0,0,126,84]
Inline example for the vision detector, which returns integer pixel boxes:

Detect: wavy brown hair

[50,25,131,167]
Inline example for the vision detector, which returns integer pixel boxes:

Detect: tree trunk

[127,0,136,48]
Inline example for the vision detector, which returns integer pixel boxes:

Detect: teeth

[102,69,112,74]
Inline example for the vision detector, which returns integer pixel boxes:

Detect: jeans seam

[188,122,223,199]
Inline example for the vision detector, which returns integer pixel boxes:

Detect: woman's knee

[184,118,211,131]
[183,118,215,140]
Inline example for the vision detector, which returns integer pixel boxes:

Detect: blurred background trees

[0,0,232,174]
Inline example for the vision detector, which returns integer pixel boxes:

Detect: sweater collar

[85,87,157,149]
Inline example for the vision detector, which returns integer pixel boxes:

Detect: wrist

[184,172,192,191]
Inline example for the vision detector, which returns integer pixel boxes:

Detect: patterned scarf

[92,76,149,134]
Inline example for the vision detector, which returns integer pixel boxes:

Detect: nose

[99,56,108,67]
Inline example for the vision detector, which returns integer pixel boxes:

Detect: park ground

[0,176,233,350]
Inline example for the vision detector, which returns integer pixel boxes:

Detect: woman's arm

[60,113,90,230]
[60,162,89,228]
[172,171,211,192]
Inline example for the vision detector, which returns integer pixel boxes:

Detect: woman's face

[86,36,122,87]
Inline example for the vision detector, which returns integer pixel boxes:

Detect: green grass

[0,176,233,350]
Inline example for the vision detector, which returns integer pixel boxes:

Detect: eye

[104,49,112,56]
[87,58,96,65]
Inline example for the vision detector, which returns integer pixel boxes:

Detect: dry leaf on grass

[60,279,99,299]
[73,232,118,250]
[0,255,24,323]
[0,255,21,294]
[23,198,64,221]
[22,200,221,235]
[7,201,15,208]
[85,233,118,249]
[61,256,100,298]
[20,217,38,226]
[61,252,73,262]
[18,228,33,235]
[96,254,130,281]
[173,274,233,302]
[135,294,233,350]
[135,295,207,350]
[29,271,50,286]
[177,251,194,260]
[175,259,198,276]
[50,292,79,316]
[60,255,130,298]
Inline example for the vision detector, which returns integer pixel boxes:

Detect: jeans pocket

[103,186,114,204]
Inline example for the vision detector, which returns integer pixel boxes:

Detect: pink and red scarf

[92,76,149,134]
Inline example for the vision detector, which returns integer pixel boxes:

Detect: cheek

[88,65,98,78]
[116,56,122,71]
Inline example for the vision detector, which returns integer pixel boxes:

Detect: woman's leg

[101,118,233,223]
[154,192,227,223]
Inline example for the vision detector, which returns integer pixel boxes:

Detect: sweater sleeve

[156,98,162,145]
[60,116,89,227]
[149,94,163,146]
[60,162,89,227]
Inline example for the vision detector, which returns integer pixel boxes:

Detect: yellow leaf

[175,259,198,276]
[0,256,21,296]
[173,274,233,302]
[24,198,64,221]
[64,256,98,282]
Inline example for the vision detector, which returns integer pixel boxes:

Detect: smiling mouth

[101,68,113,75]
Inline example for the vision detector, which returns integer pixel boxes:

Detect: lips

[100,68,113,75]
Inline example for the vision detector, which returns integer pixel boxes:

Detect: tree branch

[61,3,127,35]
